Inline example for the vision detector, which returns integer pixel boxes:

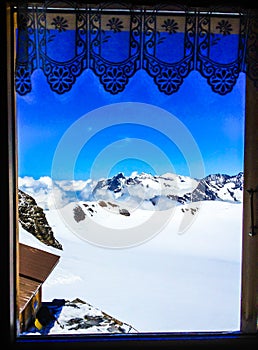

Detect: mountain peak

[19,171,244,217]
[91,171,243,207]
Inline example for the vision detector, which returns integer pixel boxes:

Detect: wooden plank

[240,73,258,333]
[18,276,41,313]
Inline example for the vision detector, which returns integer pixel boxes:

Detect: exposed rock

[119,208,130,216]
[21,298,138,335]
[61,299,138,333]
[73,205,86,223]
[18,189,63,250]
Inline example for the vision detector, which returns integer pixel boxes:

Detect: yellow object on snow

[34,318,43,330]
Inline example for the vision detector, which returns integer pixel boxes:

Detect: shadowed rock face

[18,189,63,250]
[187,172,244,203]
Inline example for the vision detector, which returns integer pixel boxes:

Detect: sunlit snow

[19,173,243,334]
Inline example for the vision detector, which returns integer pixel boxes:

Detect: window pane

[17,65,245,335]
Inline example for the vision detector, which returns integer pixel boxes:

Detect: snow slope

[19,198,243,333]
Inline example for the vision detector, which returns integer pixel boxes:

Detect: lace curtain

[15,1,258,96]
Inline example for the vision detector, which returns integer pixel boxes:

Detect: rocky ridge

[18,189,63,250]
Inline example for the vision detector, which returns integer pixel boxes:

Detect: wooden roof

[19,243,60,313]
[19,243,60,283]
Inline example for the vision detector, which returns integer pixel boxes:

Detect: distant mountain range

[18,171,243,212]
[18,171,243,248]
[91,171,243,208]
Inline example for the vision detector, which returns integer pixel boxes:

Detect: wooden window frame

[1,0,257,348]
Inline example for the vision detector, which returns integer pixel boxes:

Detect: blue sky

[17,68,245,181]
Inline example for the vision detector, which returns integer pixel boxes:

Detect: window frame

[1,0,257,347]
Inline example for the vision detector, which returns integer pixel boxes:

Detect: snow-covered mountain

[18,171,243,212]
[18,171,244,334]
[91,172,197,209]
[91,171,243,208]
[187,172,243,203]
[18,171,243,251]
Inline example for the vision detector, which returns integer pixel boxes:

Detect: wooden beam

[240,74,258,332]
